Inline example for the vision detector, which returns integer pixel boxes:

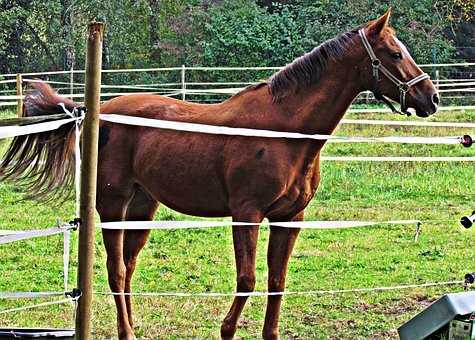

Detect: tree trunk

[149,0,161,64]
[25,21,61,70]
[453,21,475,61]
[60,0,75,71]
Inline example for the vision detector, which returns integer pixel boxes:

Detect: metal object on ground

[449,319,475,339]
[0,328,74,339]
[398,291,475,340]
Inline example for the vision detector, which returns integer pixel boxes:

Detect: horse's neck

[272,60,363,170]
[282,62,363,135]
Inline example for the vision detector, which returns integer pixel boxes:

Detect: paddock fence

[0,108,474,315]
[0,62,475,116]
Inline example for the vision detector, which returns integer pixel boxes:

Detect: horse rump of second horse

[0,10,437,340]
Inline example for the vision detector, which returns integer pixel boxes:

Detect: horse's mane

[268,28,359,102]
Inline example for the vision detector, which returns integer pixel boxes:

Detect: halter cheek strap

[358,29,430,116]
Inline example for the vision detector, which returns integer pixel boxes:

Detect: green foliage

[295,0,457,64]
[0,0,471,75]
[197,1,307,67]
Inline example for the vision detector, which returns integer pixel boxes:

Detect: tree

[149,0,161,64]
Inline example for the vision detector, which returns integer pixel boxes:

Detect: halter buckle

[372,60,381,79]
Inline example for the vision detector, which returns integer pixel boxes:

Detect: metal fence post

[70,66,74,100]
[16,74,23,117]
[435,69,440,101]
[181,64,186,101]
[75,21,104,340]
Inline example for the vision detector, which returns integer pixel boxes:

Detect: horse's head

[359,9,438,117]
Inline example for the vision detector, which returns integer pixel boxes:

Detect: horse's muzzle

[414,91,439,117]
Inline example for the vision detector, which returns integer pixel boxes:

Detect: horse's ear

[368,8,392,36]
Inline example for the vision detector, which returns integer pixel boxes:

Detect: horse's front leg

[263,211,303,340]
[220,208,263,340]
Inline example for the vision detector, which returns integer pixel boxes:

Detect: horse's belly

[134,132,230,217]
[143,172,230,217]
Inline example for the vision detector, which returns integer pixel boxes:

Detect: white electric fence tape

[0,230,18,235]
[320,156,475,162]
[100,219,420,230]
[0,292,66,299]
[0,225,75,245]
[348,106,475,113]
[95,280,464,298]
[63,230,71,292]
[0,118,76,140]
[57,103,83,216]
[340,119,475,129]
[0,297,76,315]
[99,114,467,145]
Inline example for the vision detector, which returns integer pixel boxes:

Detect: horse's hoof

[262,329,280,340]
[118,332,136,340]
[220,325,236,340]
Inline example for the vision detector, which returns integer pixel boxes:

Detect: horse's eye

[391,52,403,60]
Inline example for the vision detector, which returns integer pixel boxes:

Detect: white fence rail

[1,63,475,113]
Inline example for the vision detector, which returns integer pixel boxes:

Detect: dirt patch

[371,329,398,339]
[348,293,436,316]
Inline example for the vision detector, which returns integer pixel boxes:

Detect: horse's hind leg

[262,212,302,340]
[123,187,159,328]
[221,208,263,340]
[98,190,135,340]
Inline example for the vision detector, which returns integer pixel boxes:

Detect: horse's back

[100,93,225,121]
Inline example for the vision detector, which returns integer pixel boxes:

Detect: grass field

[0,108,474,339]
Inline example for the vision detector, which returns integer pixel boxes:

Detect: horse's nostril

[432,93,440,105]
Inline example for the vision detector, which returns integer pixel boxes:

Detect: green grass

[0,109,474,339]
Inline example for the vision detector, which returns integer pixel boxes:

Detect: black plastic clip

[65,288,82,299]
[68,218,82,231]
[466,273,475,284]
[74,106,87,118]
[461,135,473,148]
[461,211,475,229]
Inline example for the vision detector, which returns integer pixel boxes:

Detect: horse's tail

[0,81,82,201]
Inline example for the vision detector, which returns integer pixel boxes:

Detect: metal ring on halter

[399,83,410,93]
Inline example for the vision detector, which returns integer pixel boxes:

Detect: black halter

[358,29,430,116]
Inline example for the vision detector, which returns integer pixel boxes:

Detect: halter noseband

[358,29,430,116]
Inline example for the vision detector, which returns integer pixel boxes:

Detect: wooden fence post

[16,74,23,117]
[75,21,104,340]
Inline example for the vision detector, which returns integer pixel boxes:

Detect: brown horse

[1,10,438,339]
